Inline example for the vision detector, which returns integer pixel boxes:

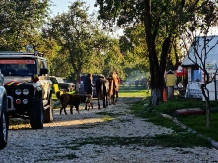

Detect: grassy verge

[131,94,218,142]
[128,99,212,147]
[119,85,150,97]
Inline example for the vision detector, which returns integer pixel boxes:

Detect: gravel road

[1,97,218,163]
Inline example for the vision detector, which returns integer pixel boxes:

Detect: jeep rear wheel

[0,109,8,149]
[44,98,53,123]
[30,98,43,129]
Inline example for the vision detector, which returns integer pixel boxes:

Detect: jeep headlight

[23,88,29,95]
[15,89,22,95]
[36,87,41,91]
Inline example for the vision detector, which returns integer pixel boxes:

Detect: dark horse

[95,75,109,109]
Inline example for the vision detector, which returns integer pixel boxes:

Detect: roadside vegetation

[123,87,218,146]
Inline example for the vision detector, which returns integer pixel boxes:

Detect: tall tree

[42,1,113,87]
[95,0,217,105]
[0,0,50,51]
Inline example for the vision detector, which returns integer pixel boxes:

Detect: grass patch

[119,89,150,97]
[177,113,218,141]
[101,115,113,121]
[129,96,218,143]
[64,135,210,150]
[96,111,123,117]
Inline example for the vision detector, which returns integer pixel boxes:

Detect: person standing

[84,73,94,109]
[166,70,177,99]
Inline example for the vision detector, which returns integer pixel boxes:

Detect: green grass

[128,100,212,147]
[119,85,150,97]
[129,96,218,143]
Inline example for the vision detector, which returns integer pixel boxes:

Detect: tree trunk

[143,0,171,105]
[151,88,162,105]
[201,83,210,127]
[205,99,210,127]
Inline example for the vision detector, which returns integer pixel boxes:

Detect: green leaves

[0,0,50,51]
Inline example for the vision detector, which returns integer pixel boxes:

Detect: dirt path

[1,97,218,163]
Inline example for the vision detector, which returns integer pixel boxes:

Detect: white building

[181,35,218,100]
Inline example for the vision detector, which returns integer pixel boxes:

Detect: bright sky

[49,0,123,36]
[50,0,96,16]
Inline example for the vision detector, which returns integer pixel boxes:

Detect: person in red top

[117,77,120,84]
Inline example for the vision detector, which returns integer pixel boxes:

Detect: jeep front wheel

[30,98,43,129]
[0,109,8,149]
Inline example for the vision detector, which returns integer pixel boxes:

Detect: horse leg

[85,102,87,110]
[98,98,101,109]
[112,94,115,105]
[106,94,108,107]
[115,91,118,102]
[60,107,64,115]
[103,95,106,108]
[108,95,112,105]
[76,105,80,114]
[70,105,73,114]
[64,107,68,115]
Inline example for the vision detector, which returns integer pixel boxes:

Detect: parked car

[0,47,53,129]
[0,71,8,150]
[49,76,75,92]
[78,74,98,98]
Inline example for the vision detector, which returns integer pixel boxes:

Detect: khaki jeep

[0,49,53,129]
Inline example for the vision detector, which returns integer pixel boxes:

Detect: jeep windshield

[0,59,37,76]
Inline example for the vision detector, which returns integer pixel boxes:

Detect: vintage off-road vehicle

[0,47,53,129]
[0,71,8,150]
[49,76,75,92]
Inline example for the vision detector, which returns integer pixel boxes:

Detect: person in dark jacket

[84,73,94,94]
[84,73,94,109]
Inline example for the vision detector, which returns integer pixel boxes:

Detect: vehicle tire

[0,108,8,150]
[30,98,43,129]
[44,98,53,123]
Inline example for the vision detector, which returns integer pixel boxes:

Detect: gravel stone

[1,97,218,163]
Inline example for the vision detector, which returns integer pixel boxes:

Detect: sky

[49,0,123,36]
[50,0,96,16]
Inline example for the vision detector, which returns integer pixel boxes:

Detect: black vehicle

[78,74,98,98]
[0,72,8,150]
[0,48,53,129]
[49,76,75,92]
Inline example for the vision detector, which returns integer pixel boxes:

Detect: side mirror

[40,68,48,75]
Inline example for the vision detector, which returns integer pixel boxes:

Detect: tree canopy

[0,0,50,51]
[95,0,218,105]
